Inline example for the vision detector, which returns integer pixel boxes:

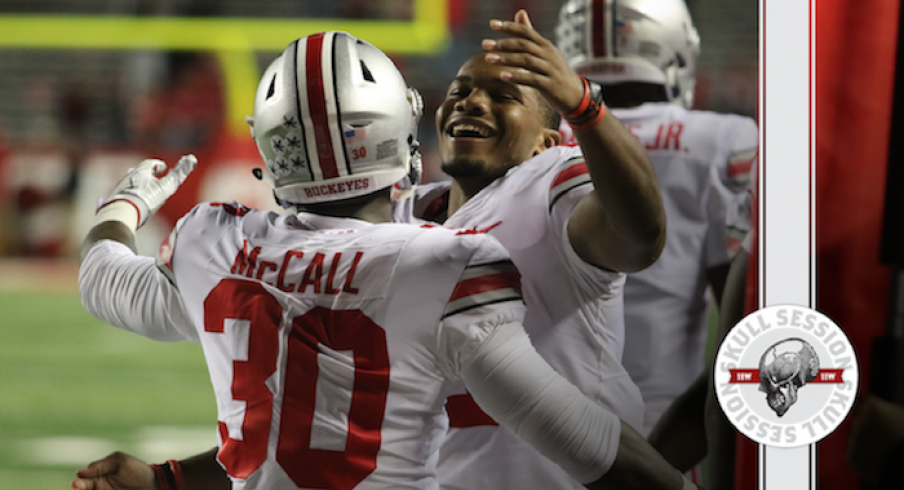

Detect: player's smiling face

[436,54,551,191]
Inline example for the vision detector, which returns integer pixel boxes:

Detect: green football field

[0,290,217,489]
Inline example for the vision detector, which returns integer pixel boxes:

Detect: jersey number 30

[205,279,390,489]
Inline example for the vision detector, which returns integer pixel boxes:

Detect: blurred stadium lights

[0,0,449,136]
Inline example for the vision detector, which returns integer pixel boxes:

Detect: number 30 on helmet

[556,0,701,109]
[247,31,423,206]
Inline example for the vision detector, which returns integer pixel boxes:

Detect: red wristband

[560,76,607,132]
[562,76,592,119]
[151,463,174,490]
[569,105,607,131]
[167,460,185,490]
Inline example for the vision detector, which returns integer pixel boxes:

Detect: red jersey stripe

[550,160,589,189]
[729,148,758,178]
[210,202,252,216]
[449,272,522,302]
[728,159,754,178]
[306,33,340,179]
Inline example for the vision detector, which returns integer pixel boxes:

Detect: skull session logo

[714,305,859,447]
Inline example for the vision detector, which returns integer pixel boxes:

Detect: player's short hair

[536,93,561,131]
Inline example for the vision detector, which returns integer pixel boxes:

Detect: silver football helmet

[248,31,422,205]
[556,0,701,108]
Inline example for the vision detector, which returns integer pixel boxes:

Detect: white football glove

[96,154,198,230]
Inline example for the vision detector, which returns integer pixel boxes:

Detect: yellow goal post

[0,0,449,137]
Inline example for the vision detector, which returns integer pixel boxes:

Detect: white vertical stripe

[761,0,816,489]
[320,32,350,178]
[764,446,811,489]
[763,0,811,308]
[309,344,354,451]
[220,319,250,441]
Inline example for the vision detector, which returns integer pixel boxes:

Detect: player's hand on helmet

[482,9,586,114]
[99,154,198,229]
[71,451,156,490]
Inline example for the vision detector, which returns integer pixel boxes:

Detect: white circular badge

[713,304,859,447]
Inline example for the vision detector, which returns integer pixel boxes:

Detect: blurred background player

[702,159,756,489]
[555,0,758,453]
[75,32,699,490]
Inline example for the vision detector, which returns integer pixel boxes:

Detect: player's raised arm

[81,154,198,260]
[483,9,665,272]
[79,154,198,342]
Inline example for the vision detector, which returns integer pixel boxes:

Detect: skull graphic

[758,338,820,417]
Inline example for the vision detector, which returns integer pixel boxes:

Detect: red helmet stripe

[289,40,315,182]
[592,0,607,58]
[305,33,340,179]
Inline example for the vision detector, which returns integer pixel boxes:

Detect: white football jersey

[82,202,540,490]
[563,102,759,434]
[395,145,644,490]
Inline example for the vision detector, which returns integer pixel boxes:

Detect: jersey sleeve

[722,117,760,193]
[80,240,198,343]
[706,117,759,265]
[434,235,526,379]
[548,153,592,213]
[727,157,758,256]
[547,152,625,292]
[460,321,621,483]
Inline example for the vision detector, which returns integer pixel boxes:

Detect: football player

[698,158,757,488]
[398,9,669,490]
[555,0,758,465]
[74,32,698,490]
